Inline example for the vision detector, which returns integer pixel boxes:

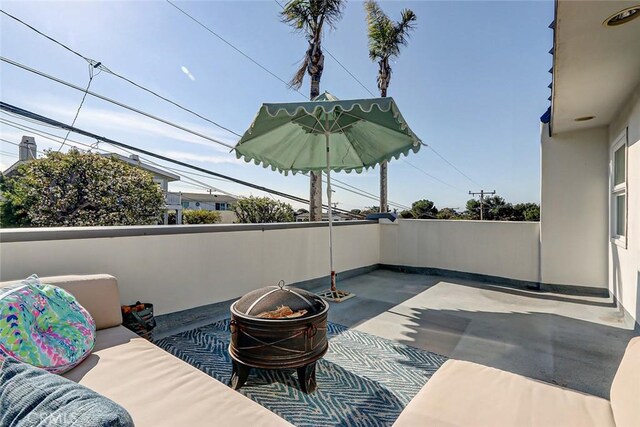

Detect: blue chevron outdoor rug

[155,320,447,427]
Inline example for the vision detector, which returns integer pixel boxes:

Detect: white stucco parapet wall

[0,222,379,315]
[0,219,550,316]
[379,219,541,283]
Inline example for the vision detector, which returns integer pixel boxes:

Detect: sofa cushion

[0,275,96,374]
[610,337,640,427]
[64,325,293,427]
[393,359,615,427]
[0,357,133,427]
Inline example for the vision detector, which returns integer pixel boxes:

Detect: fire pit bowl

[229,282,328,393]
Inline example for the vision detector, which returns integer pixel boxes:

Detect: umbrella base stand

[317,271,355,302]
[317,289,356,303]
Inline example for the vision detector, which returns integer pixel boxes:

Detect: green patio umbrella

[234,92,422,301]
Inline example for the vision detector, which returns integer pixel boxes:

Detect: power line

[426,145,482,187]
[101,140,242,199]
[165,0,306,99]
[0,56,235,149]
[1,116,105,152]
[402,159,466,193]
[58,62,100,151]
[319,172,411,211]
[0,101,364,218]
[0,10,86,61]
[0,9,242,138]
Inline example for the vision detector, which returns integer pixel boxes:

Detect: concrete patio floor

[315,269,638,399]
[156,269,638,399]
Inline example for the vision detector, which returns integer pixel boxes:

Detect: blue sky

[0,0,553,211]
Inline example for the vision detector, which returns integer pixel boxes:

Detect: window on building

[181,201,189,209]
[611,130,628,247]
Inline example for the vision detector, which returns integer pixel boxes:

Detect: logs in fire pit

[229,281,328,393]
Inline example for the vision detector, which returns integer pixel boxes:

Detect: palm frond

[364,0,417,60]
[281,0,312,33]
[282,1,345,32]
[394,9,417,47]
[320,0,346,29]
[289,55,309,89]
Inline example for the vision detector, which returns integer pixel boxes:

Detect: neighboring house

[540,1,640,324]
[180,192,238,224]
[2,136,184,225]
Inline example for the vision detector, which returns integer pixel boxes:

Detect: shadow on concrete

[395,307,635,399]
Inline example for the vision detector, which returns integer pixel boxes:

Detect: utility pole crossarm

[469,190,496,221]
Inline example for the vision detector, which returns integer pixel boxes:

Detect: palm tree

[365,0,416,213]
[281,0,345,221]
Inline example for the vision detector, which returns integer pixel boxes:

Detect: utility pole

[469,190,496,220]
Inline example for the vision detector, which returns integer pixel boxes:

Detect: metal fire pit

[229,282,328,393]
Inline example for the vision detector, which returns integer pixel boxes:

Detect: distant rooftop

[178,192,238,203]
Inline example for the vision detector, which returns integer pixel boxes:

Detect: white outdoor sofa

[0,274,292,427]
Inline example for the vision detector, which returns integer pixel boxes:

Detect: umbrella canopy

[234,92,422,300]
[234,92,422,174]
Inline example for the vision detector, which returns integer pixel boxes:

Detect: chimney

[19,136,37,161]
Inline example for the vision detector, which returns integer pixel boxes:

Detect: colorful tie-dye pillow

[0,275,96,374]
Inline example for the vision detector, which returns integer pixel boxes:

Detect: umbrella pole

[325,130,336,294]
[319,128,354,302]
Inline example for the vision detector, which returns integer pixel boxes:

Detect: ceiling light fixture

[575,116,595,122]
[604,6,640,26]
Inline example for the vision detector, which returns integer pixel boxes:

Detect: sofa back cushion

[0,275,122,330]
[610,336,640,427]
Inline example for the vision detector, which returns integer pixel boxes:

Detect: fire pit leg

[229,360,251,390]
[297,362,317,393]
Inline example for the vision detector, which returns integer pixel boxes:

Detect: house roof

[179,192,238,203]
[548,1,640,134]
[2,160,24,177]
[101,154,180,181]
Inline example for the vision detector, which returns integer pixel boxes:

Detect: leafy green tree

[234,196,295,223]
[1,149,164,227]
[365,0,417,212]
[436,207,460,220]
[399,209,415,219]
[514,203,540,221]
[183,209,221,224]
[410,199,438,219]
[281,0,346,220]
[465,198,481,220]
